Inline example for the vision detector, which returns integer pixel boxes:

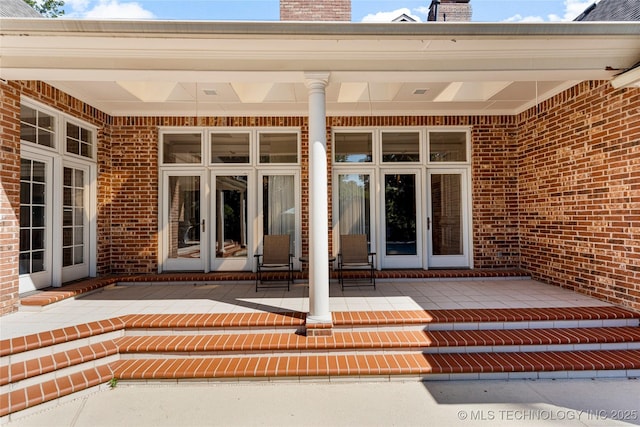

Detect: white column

[304,72,332,324]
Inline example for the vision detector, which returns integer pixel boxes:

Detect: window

[66,122,94,159]
[334,132,372,163]
[381,131,420,162]
[20,104,55,148]
[211,132,250,164]
[162,133,202,164]
[259,133,298,164]
[428,131,468,163]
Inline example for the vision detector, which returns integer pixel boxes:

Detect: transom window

[20,104,55,148]
[66,122,94,159]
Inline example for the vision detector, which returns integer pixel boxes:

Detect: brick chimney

[428,0,472,22]
[280,0,351,21]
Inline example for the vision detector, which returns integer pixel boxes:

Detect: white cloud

[361,8,422,23]
[71,0,155,19]
[504,0,596,23]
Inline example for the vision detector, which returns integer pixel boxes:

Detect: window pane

[20,125,37,144]
[32,206,45,227]
[168,176,201,259]
[259,133,297,163]
[262,175,295,248]
[382,132,420,162]
[215,176,248,258]
[431,174,463,255]
[19,253,30,275]
[21,104,37,125]
[32,228,45,250]
[162,133,202,164]
[32,184,45,204]
[334,132,372,163]
[429,131,467,162]
[384,174,417,256]
[31,251,45,273]
[63,227,73,246]
[211,133,250,164]
[63,248,73,267]
[37,130,54,148]
[338,174,371,245]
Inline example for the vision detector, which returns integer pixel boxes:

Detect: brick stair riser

[115,340,640,361]
[1,330,124,366]
[336,318,640,332]
[124,327,303,337]
[1,354,119,395]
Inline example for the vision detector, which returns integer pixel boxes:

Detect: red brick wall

[518,81,640,311]
[280,0,351,21]
[0,82,21,315]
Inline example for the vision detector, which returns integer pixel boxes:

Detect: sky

[59,0,599,22]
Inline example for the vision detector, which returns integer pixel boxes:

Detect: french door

[19,154,53,293]
[61,162,91,282]
[161,171,207,271]
[426,169,470,268]
[380,169,423,269]
[211,172,253,271]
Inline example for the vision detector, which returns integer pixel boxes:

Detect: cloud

[66,0,155,19]
[361,8,423,22]
[504,0,595,23]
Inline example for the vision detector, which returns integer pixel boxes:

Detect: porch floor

[4,275,610,340]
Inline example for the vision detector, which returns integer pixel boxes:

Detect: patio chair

[254,234,293,292]
[337,234,376,291]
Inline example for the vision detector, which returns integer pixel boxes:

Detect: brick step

[110,349,640,381]
[114,327,640,356]
[1,340,119,390]
[0,365,114,418]
[333,306,640,329]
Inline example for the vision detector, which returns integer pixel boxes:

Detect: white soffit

[230,82,274,103]
[116,81,178,102]
[434,81,512,102]
[338,83,368,103]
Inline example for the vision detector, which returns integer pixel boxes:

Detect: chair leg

[256,266,260,292]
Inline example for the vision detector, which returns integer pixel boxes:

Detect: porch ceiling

[1,19,639,117]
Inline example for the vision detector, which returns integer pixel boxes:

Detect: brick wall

[429,0,472,22]
[280,0,351,21]
[518,81,640,311]
[0,82,21,315]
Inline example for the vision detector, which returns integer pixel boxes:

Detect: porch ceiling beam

[0,68,619,84]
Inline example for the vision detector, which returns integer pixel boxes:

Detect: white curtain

[338,174,369,237]
[265,175,295,239]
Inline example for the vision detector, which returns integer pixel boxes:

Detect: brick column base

[304,322,333,337]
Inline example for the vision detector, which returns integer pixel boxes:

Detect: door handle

[201,219,205,232]
[427,217,431,230]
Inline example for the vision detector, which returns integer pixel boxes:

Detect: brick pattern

[280,0,350,21]
[0,83,21,316]
[428,0,472,22]
[518,81,640,311]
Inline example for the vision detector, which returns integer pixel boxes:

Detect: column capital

[304,72,330,89]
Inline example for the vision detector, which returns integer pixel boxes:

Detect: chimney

[280,0,351,21]
[428,0,472,22]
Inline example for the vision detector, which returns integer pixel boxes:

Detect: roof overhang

[2,19,639,117]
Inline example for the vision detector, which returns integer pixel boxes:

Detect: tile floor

[0,278,611,340]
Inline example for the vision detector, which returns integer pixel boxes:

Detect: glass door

[211,173,253,271]
[257,171,300,268]
[380,169,423,269]
[19,155,53,292]
[334,171,375,256]
[427,169,470,268]
[161,171,207,271]
[61,163,90,282]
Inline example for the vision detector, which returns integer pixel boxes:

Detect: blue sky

[61,0,597,22]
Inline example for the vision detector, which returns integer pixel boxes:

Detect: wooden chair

[254,234,293,291]
[337,234,376,290]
